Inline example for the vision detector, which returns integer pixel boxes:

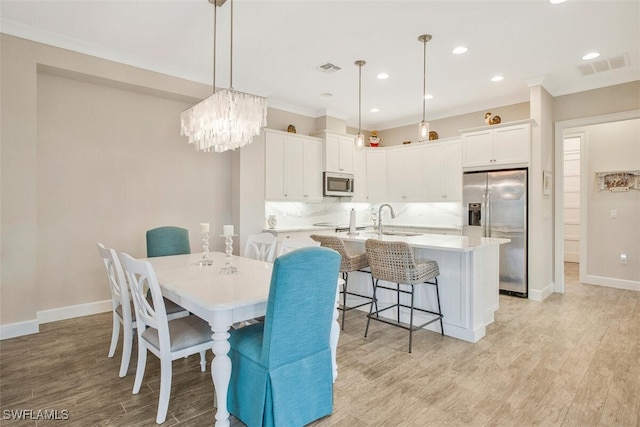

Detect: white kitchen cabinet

[352,148,367,201]
[461,122,530,169]
[387,145,425,202]
[264,129,323,202]
[365,149,387,202]
[313,131,355,174]
[424,139,462,201]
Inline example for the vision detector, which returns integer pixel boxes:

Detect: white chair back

[278,237,321,257]
[119,253,168,339]
[118,251,210,424]
[97,243,130,317]
[244,232,277,262]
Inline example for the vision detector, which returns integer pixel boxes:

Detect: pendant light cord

[229,0,234,90]
[212,3,217,93]
[422,38,426,122]
[358,63,362,134]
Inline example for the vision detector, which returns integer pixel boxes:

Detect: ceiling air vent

[317,62,342,74]
[578,53,630,76]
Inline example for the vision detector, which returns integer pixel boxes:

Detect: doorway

[554,109,640,294]
[563,135,581,264]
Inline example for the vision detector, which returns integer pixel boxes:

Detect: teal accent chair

[227,246,341,427]
[146,226,191,258]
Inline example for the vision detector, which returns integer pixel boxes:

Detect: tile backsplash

[265,200,462,229]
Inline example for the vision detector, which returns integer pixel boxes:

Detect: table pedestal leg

[211,325,231,427]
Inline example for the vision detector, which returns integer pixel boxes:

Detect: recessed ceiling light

[491,75,504,82]
[377,73,389,80]
[582,52,600,60]
[370,107,380,113]
[452,46,468,55]
[320,92,333,97]
[549,0,567,4]
[424,94,434,100]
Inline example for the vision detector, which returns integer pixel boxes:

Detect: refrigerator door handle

[486,188,492,237]
[481,190,487,237]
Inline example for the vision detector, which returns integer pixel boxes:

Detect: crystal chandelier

[180,0,267,153]
[354,60,366,149]
[418,34,432,142]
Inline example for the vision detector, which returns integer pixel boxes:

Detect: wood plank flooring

[1,263,638,426]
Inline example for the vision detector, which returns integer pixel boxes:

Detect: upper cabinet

[365,150,387,202]
[352,149,367,202]
[387,145,426,202]
[312,130,355,174]
[424,139,462,201]
[265,129,323,202]
[461,121,531,170]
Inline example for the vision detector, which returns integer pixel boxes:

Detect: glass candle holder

[199,232,213,266]
[220,234,238,274]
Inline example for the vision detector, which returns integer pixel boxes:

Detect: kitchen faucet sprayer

[378,204,395,237]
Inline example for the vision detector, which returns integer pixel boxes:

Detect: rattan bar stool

[310,234,375,330]
[364,239,443,353]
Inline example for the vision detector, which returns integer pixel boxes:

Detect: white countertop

[263,225,337,233]
[264,224,461,233]
[312,229,509,252]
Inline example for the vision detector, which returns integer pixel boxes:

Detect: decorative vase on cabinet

[267,215,277,229]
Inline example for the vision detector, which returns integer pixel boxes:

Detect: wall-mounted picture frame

[543,170,552,196]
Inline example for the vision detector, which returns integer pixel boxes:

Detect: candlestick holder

[198,232,213,266]
[220,234,238,274]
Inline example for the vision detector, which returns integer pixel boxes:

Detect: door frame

[553,109,640,294]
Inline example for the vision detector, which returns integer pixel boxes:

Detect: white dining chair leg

[108,315,120,358]
[156,358,172,424]
[119,326,133,378]
[199,351,207,372]
[132,346,146,394]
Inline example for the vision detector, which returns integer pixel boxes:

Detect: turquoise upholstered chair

[227,246,341,427]
[146,226,191,258]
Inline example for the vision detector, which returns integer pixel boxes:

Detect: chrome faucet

[377,204,396,236]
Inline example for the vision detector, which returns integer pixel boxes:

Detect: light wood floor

[1,263,638,426]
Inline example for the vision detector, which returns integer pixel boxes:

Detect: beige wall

[528,86,555,300]
[1,35,230,331]
[554,81,640,122]
[378,102,530,146]
[581,120,639,282]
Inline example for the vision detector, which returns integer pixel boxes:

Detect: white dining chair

[96,243,189,378]
[277,236,321,257]
[118,252,213,424]
[244,232,277,262]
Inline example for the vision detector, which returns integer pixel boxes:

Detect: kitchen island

[311,230,509,343]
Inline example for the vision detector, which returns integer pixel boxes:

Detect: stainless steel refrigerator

[462,169,528,297]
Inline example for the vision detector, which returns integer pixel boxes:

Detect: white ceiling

[1,0,639,130]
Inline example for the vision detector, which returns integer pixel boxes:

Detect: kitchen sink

[382,231,423,236]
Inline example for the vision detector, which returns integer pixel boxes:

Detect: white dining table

[145,252,340,427]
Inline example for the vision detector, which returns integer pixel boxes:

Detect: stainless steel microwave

[323,172,354,197]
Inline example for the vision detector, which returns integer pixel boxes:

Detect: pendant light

[418,34,432,142]
[180,0,267,153]
[354,60,366,149]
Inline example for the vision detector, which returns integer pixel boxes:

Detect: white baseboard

[0,319,39,340]
[528,281,555,301]
[1,299,112,340]
[37,299,112,324]
[582,274,640,292]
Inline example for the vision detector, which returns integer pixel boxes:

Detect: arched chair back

[146,226,190,258]
[97,242,134,377]
[118,252,211,424]
[244,232,277,262]
[227,246,341,427]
